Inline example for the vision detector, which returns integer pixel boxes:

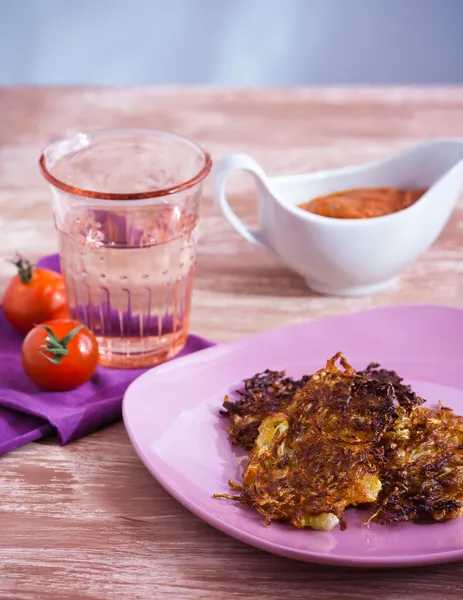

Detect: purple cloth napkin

[0,254,215,455]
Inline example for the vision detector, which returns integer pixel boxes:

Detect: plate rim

[123,302,463,568]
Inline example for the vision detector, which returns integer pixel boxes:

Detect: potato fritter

[216,353,398,530]
[359,362,424,411]
[221,370,311,450]
[217,353,463,531]
[221,360,422,451]
[373,405,463,524]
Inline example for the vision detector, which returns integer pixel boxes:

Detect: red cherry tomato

[3,254,70,334]
[22,319,99,391]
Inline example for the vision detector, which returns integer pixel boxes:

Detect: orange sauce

[298,187,427,219]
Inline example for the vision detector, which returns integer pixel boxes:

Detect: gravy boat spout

[212,138,463,296]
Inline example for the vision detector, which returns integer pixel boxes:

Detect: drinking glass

[39,129,212,368]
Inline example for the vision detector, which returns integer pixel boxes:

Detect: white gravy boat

[211,138,463,296]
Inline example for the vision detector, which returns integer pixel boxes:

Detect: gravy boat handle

[211,153,267,247]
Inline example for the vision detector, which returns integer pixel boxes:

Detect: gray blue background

[1,0,462,85]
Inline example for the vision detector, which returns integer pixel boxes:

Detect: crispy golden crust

[216,353,397,530]
[220,370,310,450]
[373,406,463,524]
[222,360,422,451]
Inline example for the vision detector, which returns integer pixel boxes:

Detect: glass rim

[39,128,212,201]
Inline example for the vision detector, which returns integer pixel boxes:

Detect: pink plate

[123,304,463,568]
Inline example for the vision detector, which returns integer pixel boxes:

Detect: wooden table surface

[1,86,463,600]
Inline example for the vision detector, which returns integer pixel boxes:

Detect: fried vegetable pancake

[359,362,424,411]
[221,370,311,450]
[217,353,463,531]
[222,360,422,451]
[216,353,399,530]
[373,405,463,524]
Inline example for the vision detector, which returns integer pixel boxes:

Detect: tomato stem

[38,324,84,365]
[9,253,35,284]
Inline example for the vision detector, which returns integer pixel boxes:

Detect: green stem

[9,253,35,284]
[39,324,84,365]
